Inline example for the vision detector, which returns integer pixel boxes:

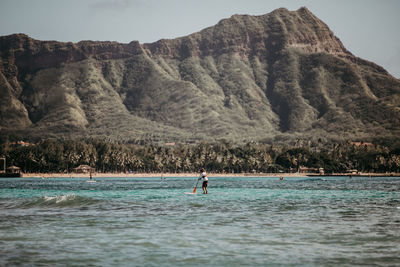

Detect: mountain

[1,7,399,144]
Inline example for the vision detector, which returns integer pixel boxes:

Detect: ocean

[0,176,399,266]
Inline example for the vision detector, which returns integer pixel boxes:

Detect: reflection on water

[0,177,399,266]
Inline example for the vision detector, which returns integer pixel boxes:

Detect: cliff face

[1,7,399,143]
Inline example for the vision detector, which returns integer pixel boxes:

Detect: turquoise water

[0,176,399,266]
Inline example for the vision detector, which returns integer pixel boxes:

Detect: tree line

[1,139,400,174]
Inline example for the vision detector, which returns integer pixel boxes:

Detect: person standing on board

[198,168,208,194]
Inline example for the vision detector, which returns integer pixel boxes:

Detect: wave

[5,195,102,209]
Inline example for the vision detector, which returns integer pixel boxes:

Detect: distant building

[165,142,176,146]
[0,157,21,177]
[0,157,5,173]
[346,169,358,174]
[7,166,21,174]
[299,166,324,174]
[10,141,33,147]
[0,165,22,177]
[72,165,95,173]
[351,142,373,147]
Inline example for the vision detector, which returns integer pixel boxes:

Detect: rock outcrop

[1,7,399,143]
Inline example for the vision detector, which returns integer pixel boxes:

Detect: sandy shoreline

[22,172,302,178]
[20,172,400,178]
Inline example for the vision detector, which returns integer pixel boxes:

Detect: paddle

[193,179,200,193]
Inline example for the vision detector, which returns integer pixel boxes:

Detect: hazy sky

[1,0,399,78]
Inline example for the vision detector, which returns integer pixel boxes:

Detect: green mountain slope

[1,7,399,143]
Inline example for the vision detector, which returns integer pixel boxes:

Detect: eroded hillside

[1,7,399,143]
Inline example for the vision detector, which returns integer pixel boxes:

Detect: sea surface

[0,176,399,266]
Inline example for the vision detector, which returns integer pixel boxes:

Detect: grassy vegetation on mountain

[1,7,399,144]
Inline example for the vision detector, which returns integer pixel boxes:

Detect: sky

[1,0,399,78]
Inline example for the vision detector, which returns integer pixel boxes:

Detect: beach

[20,172,400,178]
[21,172,304,178]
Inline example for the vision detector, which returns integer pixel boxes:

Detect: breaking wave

[6,195,102,209]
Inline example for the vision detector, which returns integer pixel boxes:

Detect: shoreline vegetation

[20,172,400,178]
[1,139,400,177]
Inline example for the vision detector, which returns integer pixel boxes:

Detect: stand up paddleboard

[185,178,201,195]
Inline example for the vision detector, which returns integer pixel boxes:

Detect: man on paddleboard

[198,168,208,194]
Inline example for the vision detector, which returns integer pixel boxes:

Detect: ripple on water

[0,177,400,266]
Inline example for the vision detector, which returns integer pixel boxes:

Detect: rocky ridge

[1,7,399,144]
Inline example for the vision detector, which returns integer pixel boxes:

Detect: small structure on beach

[7,166,21,174]
[299,166,324,175]
[0,164,22,177]
[0,157,22,177]
[346,169,359,175]
[72,165,95,174]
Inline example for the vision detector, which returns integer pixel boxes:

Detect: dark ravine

[1,7,399,144]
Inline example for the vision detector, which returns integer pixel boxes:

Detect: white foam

[44,194,76,203]
[44,196,56,201]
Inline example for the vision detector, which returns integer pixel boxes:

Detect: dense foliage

[1,140,400,174]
